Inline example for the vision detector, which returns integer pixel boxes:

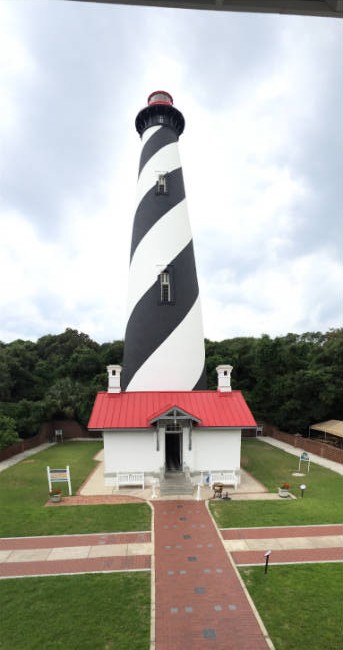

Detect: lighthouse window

[160,271,171,303]
[156,173,168,195]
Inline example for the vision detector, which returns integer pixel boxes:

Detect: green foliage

[0,573,150,650]
[0,414,20,449]
[0,327,341,438]
[240,564,343,650]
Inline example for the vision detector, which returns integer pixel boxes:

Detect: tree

[0,415,20,450]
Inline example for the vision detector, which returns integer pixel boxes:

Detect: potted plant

[278,482,290,498]
[49,488,62,503]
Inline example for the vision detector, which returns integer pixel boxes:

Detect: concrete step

[160,472,194,495]
[160,485,194,495]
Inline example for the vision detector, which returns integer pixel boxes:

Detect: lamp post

[264,550,271,574]
[299,484,307,498]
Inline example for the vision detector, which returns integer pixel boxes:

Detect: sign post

[298,452,311,473]
[47,466,72,495]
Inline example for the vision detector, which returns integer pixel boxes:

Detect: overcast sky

[0,1,341,344]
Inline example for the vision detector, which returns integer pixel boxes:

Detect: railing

[183,464,191,481]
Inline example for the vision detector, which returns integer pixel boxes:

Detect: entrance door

[165,431,182,471]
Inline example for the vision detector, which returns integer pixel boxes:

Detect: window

[156,173,168,195]
[160,271,171,303]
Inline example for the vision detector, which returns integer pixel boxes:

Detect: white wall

[191,428,241,472]
[103,426,241,476]
[104,430,163,474]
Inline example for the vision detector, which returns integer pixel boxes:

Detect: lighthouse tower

[121,91,206,392]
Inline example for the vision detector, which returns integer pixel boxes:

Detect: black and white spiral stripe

[122,123,206,391]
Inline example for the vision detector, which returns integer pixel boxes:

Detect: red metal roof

[88,390,256,430]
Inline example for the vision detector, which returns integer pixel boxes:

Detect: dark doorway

[165,433,182,471]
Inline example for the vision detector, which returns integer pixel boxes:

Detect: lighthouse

[121,91,206,391]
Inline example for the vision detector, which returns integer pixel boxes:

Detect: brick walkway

[153,500,272,650]
[231,547,343,565]
[0,531,151,578]
[220,524,343,567]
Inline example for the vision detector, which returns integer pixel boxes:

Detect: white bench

[116,472,145,490]
[209,471,238,490]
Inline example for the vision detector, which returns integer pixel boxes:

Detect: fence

[0,430,49,462]
[0,419,101,463]
[261,422,343,464]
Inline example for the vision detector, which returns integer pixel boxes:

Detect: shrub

[0,415,20,450]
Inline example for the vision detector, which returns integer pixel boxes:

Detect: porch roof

[88,390,256,430]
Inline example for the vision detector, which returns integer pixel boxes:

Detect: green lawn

[0,572,150,650]
[210,439,343,528]
[240,563,343,650]
[0,441,151,537]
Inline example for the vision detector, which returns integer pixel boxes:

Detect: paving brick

[153,500,270,650]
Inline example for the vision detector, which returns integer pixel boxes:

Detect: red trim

[148,90,173,106]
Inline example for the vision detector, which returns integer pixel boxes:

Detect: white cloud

[0,3,341,344]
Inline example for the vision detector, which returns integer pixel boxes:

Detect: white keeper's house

[88,364,256,494]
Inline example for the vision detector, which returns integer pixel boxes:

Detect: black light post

[264,550,271,574]
[300,484,307,498]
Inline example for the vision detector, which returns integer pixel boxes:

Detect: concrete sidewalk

[258,436,343,474]
[0,443,55,473]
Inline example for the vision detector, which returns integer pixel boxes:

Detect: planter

[278,488,290,498]
[50,494,62,503]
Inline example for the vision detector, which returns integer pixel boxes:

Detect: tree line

[0,327,341,447]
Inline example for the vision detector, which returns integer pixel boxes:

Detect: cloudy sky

[0,1,341,344]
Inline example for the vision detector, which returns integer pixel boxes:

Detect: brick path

[231,547,343,566]
[0,531,151,578]
[220,524,343,567]
[153,500,272,650]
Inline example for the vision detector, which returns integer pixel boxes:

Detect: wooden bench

[210,471,238,490]
[116,472,145,490]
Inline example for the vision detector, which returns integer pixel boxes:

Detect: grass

[0,572,150,650]
[240,563,343,650]
[0,441,151,537]
[210,439,343,528]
